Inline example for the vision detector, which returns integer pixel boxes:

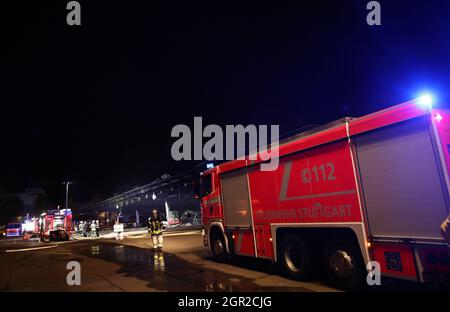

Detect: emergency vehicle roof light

[434,113,443,122]
[417,94,433,108]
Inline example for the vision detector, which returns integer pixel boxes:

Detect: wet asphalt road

[0,232,444,292]
[0,231,337,292]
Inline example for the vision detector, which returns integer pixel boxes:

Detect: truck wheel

[323,239,365,290]
[211,234,228,262]
[279,235,313,281]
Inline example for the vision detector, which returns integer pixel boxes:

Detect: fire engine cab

[199,96,450,289]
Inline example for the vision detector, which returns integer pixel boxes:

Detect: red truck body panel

[250,141,361,225]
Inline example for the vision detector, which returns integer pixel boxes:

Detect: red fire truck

[39,209,73,242]
[199,96,450,289]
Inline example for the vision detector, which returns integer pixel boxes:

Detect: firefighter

[90,221,96,237]
[441,214,450,244]
[148,209,163,250]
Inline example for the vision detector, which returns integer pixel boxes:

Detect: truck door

[201,171,221,221]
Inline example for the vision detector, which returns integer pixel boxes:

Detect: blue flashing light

[417,94,433,107]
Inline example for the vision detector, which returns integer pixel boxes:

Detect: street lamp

[62,181,72,210]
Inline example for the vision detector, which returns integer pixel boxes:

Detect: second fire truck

[199,96,450,289]
[39,209,73,242]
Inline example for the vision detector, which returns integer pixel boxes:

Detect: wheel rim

[329,249,354,279]
[284,243,303,273]
[213,239,224,256]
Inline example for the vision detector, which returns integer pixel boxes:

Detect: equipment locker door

[354,116,449,240]
[221,170,252,228]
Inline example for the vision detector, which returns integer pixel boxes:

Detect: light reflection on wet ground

[75,242,311,292]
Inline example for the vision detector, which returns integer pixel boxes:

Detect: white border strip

[5,245,58,253]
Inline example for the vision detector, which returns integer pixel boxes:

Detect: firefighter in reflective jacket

[148,209,163,250]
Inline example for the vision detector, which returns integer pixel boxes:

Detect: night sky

[2,0,450,203]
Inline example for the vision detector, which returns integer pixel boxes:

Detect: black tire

[210,233,228,262]
[279,235,313,281]
[323,239,365,290]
